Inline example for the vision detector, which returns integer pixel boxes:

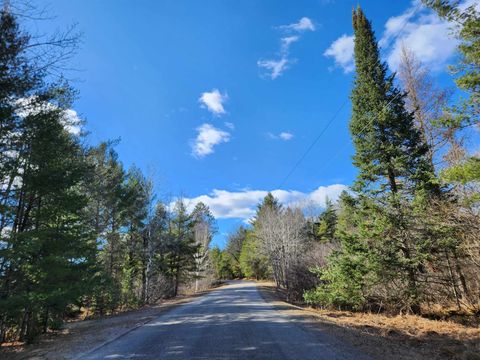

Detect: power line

[315,89,404,175]
[277,98,349,188]
[317,92,439,178]
[277,2,423,188]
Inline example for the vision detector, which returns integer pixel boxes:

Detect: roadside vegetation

[212,1,480,321]
[0,3,217,345]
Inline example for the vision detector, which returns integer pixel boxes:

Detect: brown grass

[256,281,480,360]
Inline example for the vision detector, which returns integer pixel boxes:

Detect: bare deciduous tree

[398,45,454,168]
[255,206,309,299]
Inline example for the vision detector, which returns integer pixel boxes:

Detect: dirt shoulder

[255,281,480,360]
[1,287,221,360]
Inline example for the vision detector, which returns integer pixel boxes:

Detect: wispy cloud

[191,123,231,158]
[268,131,294,141]
[279,17,316,32]
[281,35,300,54]
[258,17,315,80]
[279,132,294,140]
[199,89,228,115]
[258,58,292,80]
[175,184,348,220]
[224,122,235,130]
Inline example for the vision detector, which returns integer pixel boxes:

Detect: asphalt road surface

[78,281,371,360]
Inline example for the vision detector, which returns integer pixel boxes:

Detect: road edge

[72,285,226,360]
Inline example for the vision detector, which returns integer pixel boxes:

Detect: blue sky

[28,0,477,247]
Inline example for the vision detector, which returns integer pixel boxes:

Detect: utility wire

[277,98,349,188]
[317,97,439,176]
[277,2,423,189]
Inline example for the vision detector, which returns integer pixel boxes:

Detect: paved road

[79,281,371,360]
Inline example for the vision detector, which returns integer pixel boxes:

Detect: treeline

[0,8,216,343]
[215,2,480,315]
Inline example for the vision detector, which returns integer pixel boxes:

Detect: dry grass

[256,281,480,360]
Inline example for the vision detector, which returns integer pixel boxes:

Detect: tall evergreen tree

[191,202,216,292]
[166,199,198,296]
[0,9,95,341]
[315,197,337,243]
[350,7,435,196]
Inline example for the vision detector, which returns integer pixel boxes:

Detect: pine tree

[191,202,216,292]
[0,10,95,341]
[166,199,198,296]
[239,231,269,280]
[122,166,150,305]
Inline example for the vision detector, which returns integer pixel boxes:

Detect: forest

[0,0,479,347]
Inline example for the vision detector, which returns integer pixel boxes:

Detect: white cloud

[323,34,355,73]
[258,17,315,80]
[15,97,82,135]
[258,36,299,79]
[279,132,294,140]
[280,17,316,32]
[268,131,294,140]
[191,123,231,158]
[175,184,348,220]
[62,109,82,135]
[379,4,418,47]
[381,2,459,71]
[198,89,227,115]
[257,58,292,79]
[281,35,300,54]
[324,0,479,74]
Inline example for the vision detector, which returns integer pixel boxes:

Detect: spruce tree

[350,7,435,196]
[316,197,337,243]
[307,8,440,313]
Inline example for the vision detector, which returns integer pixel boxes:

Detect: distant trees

[255,200,308,293]
[210,224,270,282]
[239,231,269,280]
[192,202,216,292]
[314,197,337,243]
[225,226,247,278]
